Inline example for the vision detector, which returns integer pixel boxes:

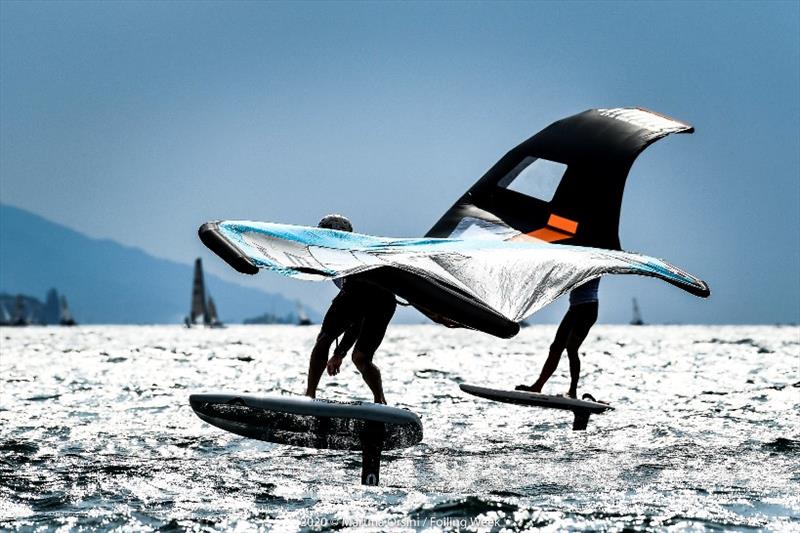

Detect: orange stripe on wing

[527,227,573,243]
[547,214,578,234]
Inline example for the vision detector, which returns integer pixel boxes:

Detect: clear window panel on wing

[497,156,568,202]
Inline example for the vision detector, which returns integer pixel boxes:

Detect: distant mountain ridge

[0,204,308,324]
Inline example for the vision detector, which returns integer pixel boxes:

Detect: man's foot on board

[565,390,577,399]
[515,384,542,393]
[581,393,609,405]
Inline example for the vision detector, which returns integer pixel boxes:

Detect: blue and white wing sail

[200,221,709,332]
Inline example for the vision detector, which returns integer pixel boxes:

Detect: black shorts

[320,281,396,355]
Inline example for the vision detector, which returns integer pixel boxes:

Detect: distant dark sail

[631,298,644,326]
[44,289,61,325]
[188,258,208,326]
[206,295,223,327]
[207,296,217,323]
[59,295,77,326]
[297,302,312,326]
[0,301,11,325]
[12,295,29,326]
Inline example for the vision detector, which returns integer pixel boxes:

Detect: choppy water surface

[1,325,798,531]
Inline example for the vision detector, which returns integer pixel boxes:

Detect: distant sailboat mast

[631,298,644,326]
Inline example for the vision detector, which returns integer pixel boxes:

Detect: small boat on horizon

[631,298,645,326]
[297,302,312,326]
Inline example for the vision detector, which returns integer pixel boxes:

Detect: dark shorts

[569,278,600,306]
[320,282,396,355]
[552,301,598,352]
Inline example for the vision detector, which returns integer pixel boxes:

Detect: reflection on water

[1,325,798,530]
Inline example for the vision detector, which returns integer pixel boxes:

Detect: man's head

[318,214,353,232]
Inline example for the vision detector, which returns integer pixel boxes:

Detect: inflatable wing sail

[200,221,709,339]
[427,107,694,250]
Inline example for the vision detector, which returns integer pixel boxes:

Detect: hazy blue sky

[1,1,798,324]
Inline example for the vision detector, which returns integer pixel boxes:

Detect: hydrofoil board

[459,384,612,430]
[189,393,423,485]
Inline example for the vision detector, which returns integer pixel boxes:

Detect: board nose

[189,394,249,416]
[189,394,209,415]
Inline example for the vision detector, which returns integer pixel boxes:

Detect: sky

[1,1,798,324]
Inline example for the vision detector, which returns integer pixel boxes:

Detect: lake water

[1,325,798,531]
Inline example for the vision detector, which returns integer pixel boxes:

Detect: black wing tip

[585,106,695,134]
[642,107,694,134]
[696,281,711,298]
[198,221,259,275]
[674,278,710,298]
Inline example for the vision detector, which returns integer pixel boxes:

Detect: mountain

[0,204,306,324]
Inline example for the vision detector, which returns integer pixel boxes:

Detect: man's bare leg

[562,303,596,398]
[529,345,564,392]
[518,310,572,393]
[566,348,580,398]
[352,349,385,404]
[306,333,333,398]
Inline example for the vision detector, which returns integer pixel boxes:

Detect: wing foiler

[199,107,710,338]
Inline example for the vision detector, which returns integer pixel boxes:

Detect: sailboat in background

[59,295,77,326]
[630,298,645,326]
[296,301,312,326]
[12,295,30,326]
[185,258,224,328]
[0,301,12,326]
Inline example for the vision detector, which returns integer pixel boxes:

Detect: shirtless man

[304,215,396,404]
